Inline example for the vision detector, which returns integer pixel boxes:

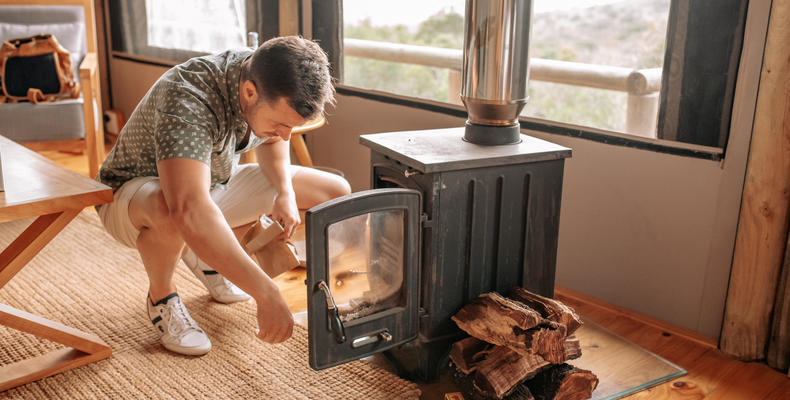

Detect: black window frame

[317,0,749,161]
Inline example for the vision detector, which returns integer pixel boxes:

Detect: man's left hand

[271,190,300,239]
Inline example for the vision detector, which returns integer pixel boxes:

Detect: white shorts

[97,163,301,248]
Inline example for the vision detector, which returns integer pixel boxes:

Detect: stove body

[360,127,570,380]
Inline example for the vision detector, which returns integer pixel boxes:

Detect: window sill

[336,85,725,161]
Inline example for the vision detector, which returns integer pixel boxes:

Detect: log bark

[453,292,575,363]
[474,346,551,399]
[524,364,598,400]
[451,336,583,398]
[450,337,494,374]
[451,291,596,398]
[509,287,583,336]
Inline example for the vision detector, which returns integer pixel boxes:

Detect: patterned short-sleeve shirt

[98,48,268,191]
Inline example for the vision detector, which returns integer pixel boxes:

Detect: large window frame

[316,0,749,160]
[107,0,748,160]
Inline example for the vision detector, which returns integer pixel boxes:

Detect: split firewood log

[523,364,598,400]
[508,287,583,336]
[449,336,584,399]
[474,346,551,399]
[452,292,568,362]
[452,292,544,337]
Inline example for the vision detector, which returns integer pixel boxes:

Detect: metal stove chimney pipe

[461,0,533,145]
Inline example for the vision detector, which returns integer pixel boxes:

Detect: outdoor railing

[344,38,662,138]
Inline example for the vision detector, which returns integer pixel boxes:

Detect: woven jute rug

[0,211,421,399]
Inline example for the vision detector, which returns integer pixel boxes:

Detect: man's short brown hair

[243,36,334,120]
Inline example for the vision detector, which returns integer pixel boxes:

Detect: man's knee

[326,174,352,200]
[133,188,182,237]
[293,167,352,209]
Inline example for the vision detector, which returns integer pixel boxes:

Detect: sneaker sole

[162,341,212,356]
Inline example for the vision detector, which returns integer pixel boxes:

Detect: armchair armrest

[79,52,98,82]
[77,52,105,177]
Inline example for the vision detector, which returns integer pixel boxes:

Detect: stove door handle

[317,281,347,344]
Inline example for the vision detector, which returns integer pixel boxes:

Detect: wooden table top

[0,136,112,222]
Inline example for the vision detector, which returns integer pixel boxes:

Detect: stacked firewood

[449,287,599,400]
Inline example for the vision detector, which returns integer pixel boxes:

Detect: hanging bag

[0,34,80,104]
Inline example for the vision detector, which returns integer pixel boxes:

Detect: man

[96,36,350,356]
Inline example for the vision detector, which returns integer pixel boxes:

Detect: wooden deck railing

[344,38,662,138]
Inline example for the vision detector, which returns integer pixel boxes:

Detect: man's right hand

[254,287,294,343]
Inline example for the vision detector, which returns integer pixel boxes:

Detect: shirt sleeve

[151,86,218,165]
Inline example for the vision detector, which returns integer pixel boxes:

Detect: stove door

[306,188,420,370]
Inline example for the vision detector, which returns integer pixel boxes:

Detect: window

[338,0,748,155]
[145,0,246,54]
[108,0,279,65]
[342,0,669,137]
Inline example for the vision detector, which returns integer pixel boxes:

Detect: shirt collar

[227,49,253,120]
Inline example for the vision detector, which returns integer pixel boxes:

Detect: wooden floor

[41,149,790,400]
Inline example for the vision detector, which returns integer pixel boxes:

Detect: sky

[343,0,626,27]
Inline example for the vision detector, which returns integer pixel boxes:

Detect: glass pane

[342,0,671,138]
[343,0,464,104]
[523,0,670,138]
[145,0,246,54]
[326,210,405,322]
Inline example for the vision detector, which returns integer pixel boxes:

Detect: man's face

[244,96,306,142]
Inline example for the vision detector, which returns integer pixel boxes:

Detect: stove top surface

[360,127,571,173]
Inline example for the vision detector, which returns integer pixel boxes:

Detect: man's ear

[241,80,259,104]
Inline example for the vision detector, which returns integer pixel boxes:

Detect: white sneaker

[182,248,251,304]
[147,293,212,356]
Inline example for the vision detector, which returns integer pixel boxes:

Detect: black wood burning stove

[304,128,570,379]
[303,0,572,380]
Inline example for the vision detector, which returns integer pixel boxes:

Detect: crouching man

[95,36,350,355]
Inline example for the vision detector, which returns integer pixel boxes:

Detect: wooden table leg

[0,210,81,288]
[0,305,112,391]
[0,209,112,391]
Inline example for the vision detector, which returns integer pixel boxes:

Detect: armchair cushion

[0,99,85,142]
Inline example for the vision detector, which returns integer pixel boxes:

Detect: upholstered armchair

[0,0,104,177]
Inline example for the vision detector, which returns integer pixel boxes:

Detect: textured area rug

[0,211,421,399]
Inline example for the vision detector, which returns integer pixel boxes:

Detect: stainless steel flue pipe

[461,0,532,145]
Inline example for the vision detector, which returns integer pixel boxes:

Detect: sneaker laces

[163,299,201,336]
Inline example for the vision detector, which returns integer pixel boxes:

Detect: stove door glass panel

[327,210,405,322]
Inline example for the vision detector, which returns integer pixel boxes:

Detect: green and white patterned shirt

[98,48,268,191]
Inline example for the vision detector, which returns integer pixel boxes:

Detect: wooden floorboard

[42,149,790,399]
